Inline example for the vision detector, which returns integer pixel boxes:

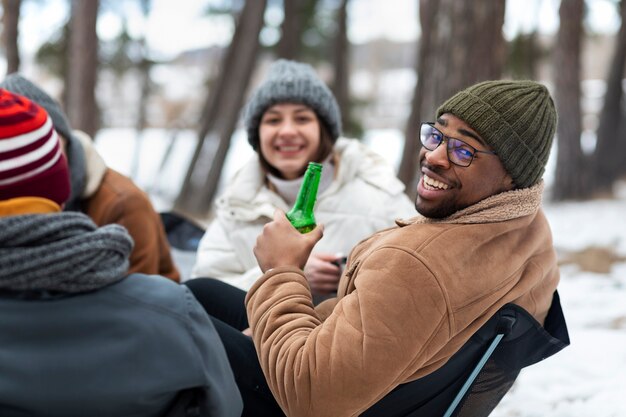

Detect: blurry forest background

[1,0,625,219]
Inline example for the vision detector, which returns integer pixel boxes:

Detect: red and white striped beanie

[0,88,70,205]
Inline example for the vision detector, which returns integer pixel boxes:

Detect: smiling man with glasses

[200,80,565,417]
[413,81,554,221]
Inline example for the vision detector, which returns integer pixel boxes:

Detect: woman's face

[259,103,321,180]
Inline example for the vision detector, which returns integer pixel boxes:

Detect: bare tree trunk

[398,0,439,192]
[66,0,100,138]
[424,0,506,118]
[130,57,151,180]
[131,2,153,180]
[592,0,626,194]
[552,0,588,201]
[277,0,302,60]
[1,0,21,74]
[332,0,350,135]
[174,0,267,216]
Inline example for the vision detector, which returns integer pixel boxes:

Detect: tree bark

[277,0,302,60]
[399,0,504,193]
[332,0,350,135]
[592,0,626,194]
[552,0,588,201]
[174,0,268,216]
[130,56,152,180]
[398,0,439,193]
[66,0,100,138]
[131,2,153,180]
[1,0,21,74]
[424,0,506,119]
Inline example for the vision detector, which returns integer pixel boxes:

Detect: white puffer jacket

[190,138,416,290]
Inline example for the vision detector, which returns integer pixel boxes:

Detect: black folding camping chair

[362,291,569,417]
[160,211,205,252]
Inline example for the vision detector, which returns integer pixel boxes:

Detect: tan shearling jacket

[245,182,559,417]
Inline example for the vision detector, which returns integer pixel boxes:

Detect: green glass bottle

[286,162,323,233]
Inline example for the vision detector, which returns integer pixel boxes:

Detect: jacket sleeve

[183,286,243,417]
[109,190,180,282]
[245,248,451,417]
[191,218,262,290]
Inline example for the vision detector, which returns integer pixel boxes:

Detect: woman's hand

[304,253,343,295]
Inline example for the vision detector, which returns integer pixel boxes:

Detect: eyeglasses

[420,122,496,167]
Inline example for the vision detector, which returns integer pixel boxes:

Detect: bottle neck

[267,156,334,206]
[292,165,321,212]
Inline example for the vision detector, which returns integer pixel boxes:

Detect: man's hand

[304,253,343,295]
[254,209,324,273]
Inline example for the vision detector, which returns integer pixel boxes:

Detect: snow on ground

[96,129,626,417]
[491,193,626,417]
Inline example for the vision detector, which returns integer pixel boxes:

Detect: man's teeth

[423,174,449,190]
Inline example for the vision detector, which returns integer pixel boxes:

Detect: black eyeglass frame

[420,122,497,167]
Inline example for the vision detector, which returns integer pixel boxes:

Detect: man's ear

[503,173,516,191]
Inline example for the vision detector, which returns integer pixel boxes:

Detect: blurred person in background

[0,74,180,282]
[190,59,414,298]
[0,88,242,417]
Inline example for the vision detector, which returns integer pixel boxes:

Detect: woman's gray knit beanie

[437,80,557,189]
[244,59,342,150]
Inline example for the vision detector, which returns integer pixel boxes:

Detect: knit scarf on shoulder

[0,212,133,293]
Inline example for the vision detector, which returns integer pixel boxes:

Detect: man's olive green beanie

[436,80,557,189]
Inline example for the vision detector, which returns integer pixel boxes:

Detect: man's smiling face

[415,113,515,219]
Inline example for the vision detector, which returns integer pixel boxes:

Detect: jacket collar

[332,138,406,195]
[218,138,407,220]
[399,181,544,226]
[72,130,107,199]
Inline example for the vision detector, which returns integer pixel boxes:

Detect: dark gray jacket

[0,274,242,417]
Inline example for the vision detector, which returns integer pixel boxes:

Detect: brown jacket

[83,168,180,282]
[246,183,559,417]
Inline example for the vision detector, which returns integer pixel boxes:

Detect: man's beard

[414,194,457,219]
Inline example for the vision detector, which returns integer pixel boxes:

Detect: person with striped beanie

[0,73,180,282]
[0,88,70,211]
[0,88,243,416]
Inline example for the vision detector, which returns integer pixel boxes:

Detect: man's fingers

[313,262,340,274]
[310,283,339,294]
[308,223,324,242]
[312,273,341,284]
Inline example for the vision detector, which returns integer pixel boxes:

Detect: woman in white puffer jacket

[190,60,415,295]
